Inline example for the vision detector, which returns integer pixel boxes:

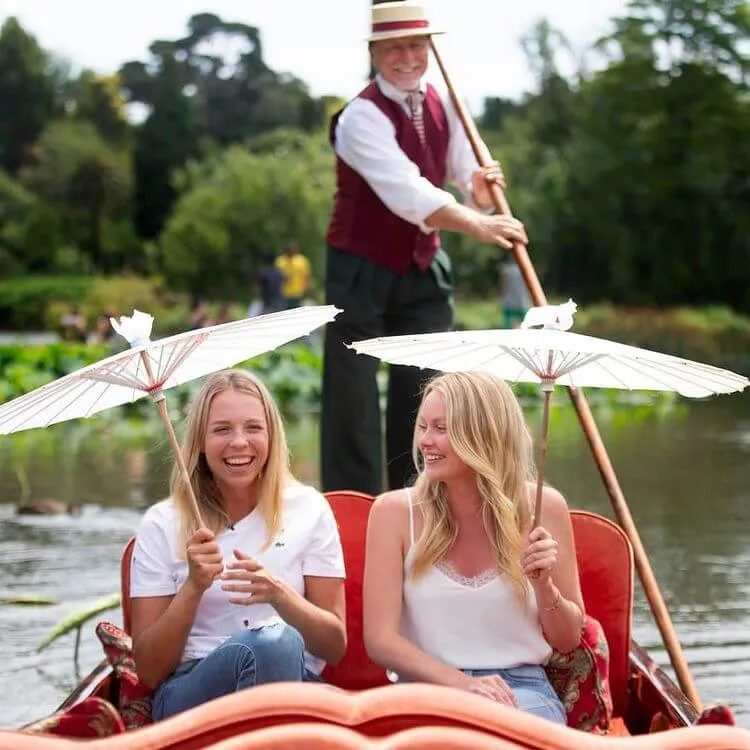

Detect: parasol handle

[533,384,554,528]
[138,353,205,529]
[429,37,703,710]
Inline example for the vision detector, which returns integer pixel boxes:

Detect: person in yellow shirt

[276,242,311,309]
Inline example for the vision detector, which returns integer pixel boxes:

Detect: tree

[542,0,750,310]
[158,132,334,299]
[19,120,132,273]
[0,168,36,275]
[71,72,130,145]
[119,14,326,146]
[601,0,750,83]
[132,54,201,239]
[0,18,57,174]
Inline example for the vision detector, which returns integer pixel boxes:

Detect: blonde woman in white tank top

[363,371,584,724]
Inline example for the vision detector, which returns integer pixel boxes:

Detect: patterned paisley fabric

[545,615,614,733]
[22,696,125,737]
[96,621,153,730]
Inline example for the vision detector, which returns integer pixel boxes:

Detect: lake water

[0,392,748,728]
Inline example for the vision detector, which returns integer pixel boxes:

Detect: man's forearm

[424,203,483,239]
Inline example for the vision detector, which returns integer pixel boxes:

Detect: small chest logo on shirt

[273,528,286,548]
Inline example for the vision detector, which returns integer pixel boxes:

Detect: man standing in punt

[321,1,528,495]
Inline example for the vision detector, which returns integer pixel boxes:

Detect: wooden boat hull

[4,677,750,749]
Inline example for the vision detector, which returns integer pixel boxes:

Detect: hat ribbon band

[372,19,430,33]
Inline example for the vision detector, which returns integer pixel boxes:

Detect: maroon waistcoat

[326,81,449,274]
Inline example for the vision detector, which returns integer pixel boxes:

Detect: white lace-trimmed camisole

[400,489,552,670]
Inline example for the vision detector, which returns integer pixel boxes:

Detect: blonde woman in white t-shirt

[363,371,584,724]
[130,370,346,720]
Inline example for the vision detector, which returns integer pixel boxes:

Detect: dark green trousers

[321,246,453,495]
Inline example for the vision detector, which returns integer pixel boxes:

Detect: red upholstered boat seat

[569,510,633,717]
[322,491,390,690]
[118,499,633,719]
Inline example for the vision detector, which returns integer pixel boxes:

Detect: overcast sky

[1,0,629,110]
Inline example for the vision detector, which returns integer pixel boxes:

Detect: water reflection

[0,392,748,727]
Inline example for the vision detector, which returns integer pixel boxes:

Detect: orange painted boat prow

[3,683,750,750]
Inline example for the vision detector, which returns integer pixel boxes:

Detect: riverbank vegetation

[1,0,749,334]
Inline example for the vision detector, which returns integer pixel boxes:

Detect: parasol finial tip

[521,299,577,331]
[110,309,154,349]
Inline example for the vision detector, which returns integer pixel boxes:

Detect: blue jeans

[152,622,305,720]
[463,665,566,725]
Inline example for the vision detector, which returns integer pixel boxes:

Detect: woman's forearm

[366,630,469,689]
[273,584,347,665]
[133,582,203,689]
[536,580,584,653]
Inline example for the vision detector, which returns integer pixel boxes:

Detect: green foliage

[2,6,750,315]
[120,14,326,144]
[0,595,60,606]
[37,593,120,653]
[0,273,177,332]
[248,344,323,413]
[575,303,750,370]
[18,119,134,272]
[159,134,333,299]
[0,276,92,330]
[0,167,36,275]
[0,18,57,174]
[132,54,201,239]
[81,276,176,330]
[0,340,323,416]
[70,72,130,145]
[0,342,108,402]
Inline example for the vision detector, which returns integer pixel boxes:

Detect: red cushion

[569,512,632,716]
[22,696,124,738]
[321,491,390,690]
[96,621,153,730]
[545,615,613,732]
[695,704,736,726]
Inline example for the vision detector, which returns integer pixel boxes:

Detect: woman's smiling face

[416,389,472,483]
[203,390,269,495]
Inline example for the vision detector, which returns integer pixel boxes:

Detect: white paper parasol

[349,302,748,524]
[0,305,340,525]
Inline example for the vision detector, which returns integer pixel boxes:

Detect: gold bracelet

[542,588,562,613]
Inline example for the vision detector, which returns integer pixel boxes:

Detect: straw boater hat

[368,1,445,43]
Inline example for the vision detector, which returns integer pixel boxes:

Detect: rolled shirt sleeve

[130,510,178,598]
[302,499,346,579]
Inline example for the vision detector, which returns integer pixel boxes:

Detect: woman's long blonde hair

[410,371,535,601]
[172,369,291,553]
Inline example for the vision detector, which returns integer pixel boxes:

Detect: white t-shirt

[130,483,345,675]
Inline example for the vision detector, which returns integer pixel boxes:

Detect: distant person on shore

[500,257,531,329]
[276,242,311,309]
[87,312,117,345]
[203,304,234,328]
[60,305,87,342]
[249,253,285,317]
[189,300,209,330]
